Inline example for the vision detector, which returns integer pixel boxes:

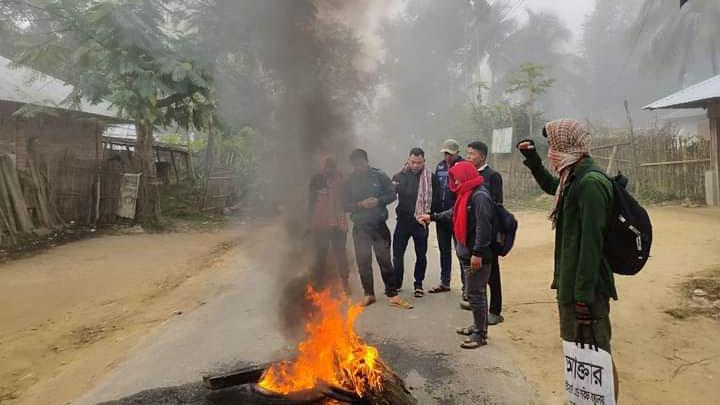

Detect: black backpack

[492,203,518,257]
[585,170,653,275]
[476,189,518,257]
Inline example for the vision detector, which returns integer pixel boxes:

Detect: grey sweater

[434,186,495,260]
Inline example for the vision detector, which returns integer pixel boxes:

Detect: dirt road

[0,226,246,405]
[496,206,720,404]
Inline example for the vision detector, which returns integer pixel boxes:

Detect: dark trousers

[312,227,349,288]
[488,255,502,315]
[460,258,492,338]
[392,219,428,290]
[352,223,398,297]
[436,222,454,287]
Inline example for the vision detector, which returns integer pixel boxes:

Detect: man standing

[517,119,618,392]
[428,139,463,294]
[344,149,413,309]
[392,148,436,298]
[308,157,349,292]
[466,141,504,325]
[419,161,495,348]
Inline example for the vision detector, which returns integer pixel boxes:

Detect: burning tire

[317,381,368,404]
[250,383,325,404]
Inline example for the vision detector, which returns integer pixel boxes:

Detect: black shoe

[488,313,504,325]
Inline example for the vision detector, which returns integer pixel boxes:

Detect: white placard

[491,127,513,154]
[116,173,142,219]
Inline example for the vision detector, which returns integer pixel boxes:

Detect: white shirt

[477,163,488,172]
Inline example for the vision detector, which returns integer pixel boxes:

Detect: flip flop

[414,288,424,298]
[388,297,413,309]
[428,285,451,294]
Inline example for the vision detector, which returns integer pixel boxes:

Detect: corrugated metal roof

[0,55,119,119]
[643,74,720,110]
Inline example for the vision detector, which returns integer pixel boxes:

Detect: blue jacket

[432,155,464,213]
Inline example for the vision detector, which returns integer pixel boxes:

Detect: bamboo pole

[624,100,640,194]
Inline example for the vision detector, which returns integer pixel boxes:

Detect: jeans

[488,255,502,315]
[312,227,349,289]
[461,258,492,338]
[436,222,454,287]
[393,219,428,289]
[352,223,398,297]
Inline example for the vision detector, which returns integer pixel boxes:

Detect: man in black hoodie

[343,149,413,309]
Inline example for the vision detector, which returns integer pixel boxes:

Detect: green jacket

[524,155,618,304]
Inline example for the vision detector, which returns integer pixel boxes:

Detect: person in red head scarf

[418,161,496,348]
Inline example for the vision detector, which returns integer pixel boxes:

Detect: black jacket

[432,155,464,213]
[343,167,396,228]
[479,165,503,205]
[434,185,495,260]
[392,169,439,223]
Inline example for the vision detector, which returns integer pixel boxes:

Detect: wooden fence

[491,130,711,202]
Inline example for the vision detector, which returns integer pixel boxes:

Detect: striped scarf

[402,163,433,218]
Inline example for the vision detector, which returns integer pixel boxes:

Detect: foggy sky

[520,0,596,44]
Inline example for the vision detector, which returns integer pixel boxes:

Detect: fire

[258,286,384,397]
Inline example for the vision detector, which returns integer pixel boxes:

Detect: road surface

[75,223,538,405]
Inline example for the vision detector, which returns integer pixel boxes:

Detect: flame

[258,286,384,397]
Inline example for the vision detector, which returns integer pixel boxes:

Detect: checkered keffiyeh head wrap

[546,119,591,157]
[545,119,592,226]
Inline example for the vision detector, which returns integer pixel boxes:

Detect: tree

[379,0,486,150]
[505,63,554,138]
[13,0,214,225]
[632,0,720,86]
[486,10,572,110]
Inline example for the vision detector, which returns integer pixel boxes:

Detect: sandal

[456,325,477,336]
[460,335,487,349]
[388,296,413,309]
[414,288,424,298]
[428,285,451,294]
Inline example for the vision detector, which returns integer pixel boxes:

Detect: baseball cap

[440,139,460,155]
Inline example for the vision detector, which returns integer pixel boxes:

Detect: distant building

[657,108,710,138]
[644,74,720,206]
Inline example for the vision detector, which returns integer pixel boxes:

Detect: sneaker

[361,295,377,307]
[388,295,413,309]
[460,300,472,311]
[488,313,505,325]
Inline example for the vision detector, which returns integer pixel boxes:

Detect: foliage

[12,0,215,130]
[632,0,720,85]
[380,0,487,148]
[505,63,555,103]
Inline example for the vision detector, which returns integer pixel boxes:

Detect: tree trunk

[135,121,160,226]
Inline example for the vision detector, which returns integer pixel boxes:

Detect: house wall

[0,100,104,222]
[0,101,101,169]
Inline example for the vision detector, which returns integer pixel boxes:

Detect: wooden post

[606,145,618,174]
[624,100,640,195]
[169,150,180,185]
[708,104,720,206]
[203,115,217,210]
[95,122,102,225]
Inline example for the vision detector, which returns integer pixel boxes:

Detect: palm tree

[632,0,720,86]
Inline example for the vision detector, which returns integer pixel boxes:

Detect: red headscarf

[449,161,484,247]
